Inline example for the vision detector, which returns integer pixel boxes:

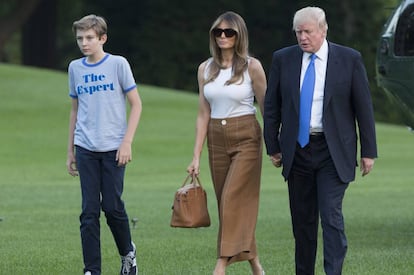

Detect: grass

[0,63,413,274]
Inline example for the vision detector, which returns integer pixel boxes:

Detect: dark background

[0,0,402,124]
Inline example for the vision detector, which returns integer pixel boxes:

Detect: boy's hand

[66,154,78,177]
[116,142,132,166]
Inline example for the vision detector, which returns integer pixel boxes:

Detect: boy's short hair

[72,14,107,37]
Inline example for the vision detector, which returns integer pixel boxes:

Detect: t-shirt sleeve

[68,62,78,98]
[118,57,137,93]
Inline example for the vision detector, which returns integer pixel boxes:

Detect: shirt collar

[303,39,328,61]
[315,39,328,61]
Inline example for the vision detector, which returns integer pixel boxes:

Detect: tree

[0,0,42,61]
[0,0,406,125]
[22,0,57,68]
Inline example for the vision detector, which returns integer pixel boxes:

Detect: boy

[66,14,142,275]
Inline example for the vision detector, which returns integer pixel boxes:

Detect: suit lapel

[324,42,340,110]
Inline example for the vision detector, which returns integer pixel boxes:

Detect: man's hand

[270,153,282,168]
[361,157,375,176]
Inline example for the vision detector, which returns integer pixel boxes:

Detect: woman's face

[213,21,237,50]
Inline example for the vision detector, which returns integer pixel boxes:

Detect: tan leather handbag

[170,174,211,228]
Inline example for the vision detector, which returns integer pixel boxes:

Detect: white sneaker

[84,272,92,275]
[120,242,138,275]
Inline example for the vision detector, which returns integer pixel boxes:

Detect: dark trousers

[76,146,133,275]
[287,135,348,275]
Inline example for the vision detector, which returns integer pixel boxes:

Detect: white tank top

[203,59,256,119]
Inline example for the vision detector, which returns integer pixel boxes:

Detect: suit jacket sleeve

[323,44,378,182]
[263,51,282,156]
[352,53,378,159]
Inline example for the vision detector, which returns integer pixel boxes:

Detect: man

[263,6,377,275]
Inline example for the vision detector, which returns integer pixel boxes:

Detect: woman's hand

[187,158,200,176]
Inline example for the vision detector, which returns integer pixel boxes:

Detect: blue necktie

[298,54,316,147]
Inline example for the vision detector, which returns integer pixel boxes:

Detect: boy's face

[75,29,106,57]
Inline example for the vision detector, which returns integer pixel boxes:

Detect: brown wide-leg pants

[207,114,263,265]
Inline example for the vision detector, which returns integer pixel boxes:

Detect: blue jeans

[76,146,133,274]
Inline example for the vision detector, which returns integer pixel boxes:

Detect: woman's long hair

[205,11,249,86]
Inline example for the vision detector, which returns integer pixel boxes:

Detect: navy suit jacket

[263,42,378,183]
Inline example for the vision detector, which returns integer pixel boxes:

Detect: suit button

[221,119,227,125]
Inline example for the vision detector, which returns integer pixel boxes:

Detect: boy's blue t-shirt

[68,53,137,152]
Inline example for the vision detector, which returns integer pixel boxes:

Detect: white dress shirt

[300,39,328,131]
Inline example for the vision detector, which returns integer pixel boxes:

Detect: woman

[187,11,266,275]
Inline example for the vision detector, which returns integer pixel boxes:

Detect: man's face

[75,29,106,56]
[294,21,326,53]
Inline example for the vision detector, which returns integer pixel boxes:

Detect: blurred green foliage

[1,0,404,124]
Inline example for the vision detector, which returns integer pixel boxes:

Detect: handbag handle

[181,174,203,188]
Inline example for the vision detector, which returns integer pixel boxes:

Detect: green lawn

[0,63,413,274]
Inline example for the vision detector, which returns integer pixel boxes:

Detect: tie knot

[310,53,316,62]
